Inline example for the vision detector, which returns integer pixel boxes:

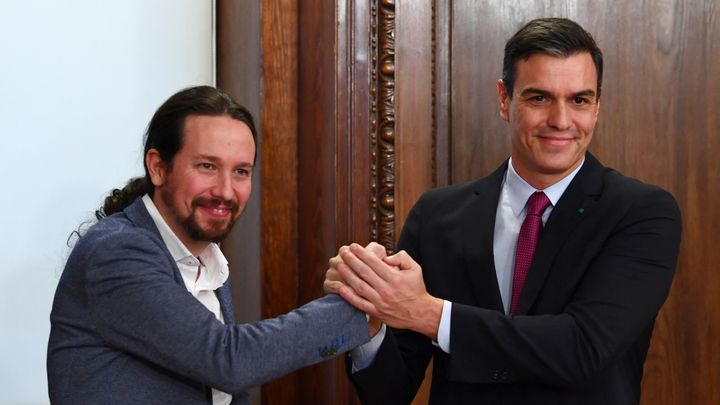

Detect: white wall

[0,1,214,403]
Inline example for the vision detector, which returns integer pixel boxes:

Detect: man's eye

[200,163,215,170]
[574,97,587,105]
[234,168,250,176]
[532,95,545,102]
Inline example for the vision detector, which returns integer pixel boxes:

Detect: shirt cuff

[435,300,452,354]
[350,323,387,373]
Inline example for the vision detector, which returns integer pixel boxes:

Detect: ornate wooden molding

[370,0,396,252]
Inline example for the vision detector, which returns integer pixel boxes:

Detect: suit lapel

[124,197,187,287]
[514,153,605,314]
[215,282,236,324]
[461,162,508,310]
[125,196,161,235]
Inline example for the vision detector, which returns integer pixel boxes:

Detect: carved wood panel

[370,0,397,252]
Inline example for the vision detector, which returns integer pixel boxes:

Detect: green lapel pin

[578,208,585,215]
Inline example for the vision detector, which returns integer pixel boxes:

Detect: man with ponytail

[47,86,370,405]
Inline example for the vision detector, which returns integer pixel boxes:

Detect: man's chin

[192,230,231,244]
[205,225,234,242]
[186,220,236,244]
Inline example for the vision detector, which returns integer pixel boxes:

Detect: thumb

[383,250,416,271]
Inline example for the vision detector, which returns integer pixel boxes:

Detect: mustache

[191,197,239,213]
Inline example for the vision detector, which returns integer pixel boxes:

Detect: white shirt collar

[505,157,584,216]
[141,194,229,291]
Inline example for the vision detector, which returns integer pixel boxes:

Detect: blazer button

[490,370,501,381]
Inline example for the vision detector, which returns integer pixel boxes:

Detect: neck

[510,159,584,190]
[517,172,560,190]
[184,240,210,258]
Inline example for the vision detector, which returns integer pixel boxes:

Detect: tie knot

[526,192,551,216]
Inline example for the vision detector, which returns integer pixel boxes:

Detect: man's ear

[497,79,510,122]
[145,149,167,188]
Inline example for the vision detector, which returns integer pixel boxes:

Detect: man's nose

[211,172,235,202]
[547,101,571,130]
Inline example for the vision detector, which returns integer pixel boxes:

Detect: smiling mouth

[209,207,230,215]
[193,198,238,218]
[538,136,576,146]
[199,206,233,218]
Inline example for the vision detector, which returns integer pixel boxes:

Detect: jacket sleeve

[84,230,370,394]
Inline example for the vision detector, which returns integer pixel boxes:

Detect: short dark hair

[98,86,257,218]
[502,18,603,99]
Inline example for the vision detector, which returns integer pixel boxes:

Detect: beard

[160,188,240,244]
[184,197,240,243]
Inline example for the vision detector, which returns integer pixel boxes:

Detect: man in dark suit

[48,86,370,404]
[326,18,682,404]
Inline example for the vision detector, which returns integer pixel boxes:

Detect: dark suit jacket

[351,153,681,404]
[48,197,369,405]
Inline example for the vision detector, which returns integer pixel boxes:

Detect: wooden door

[218,1,376,403]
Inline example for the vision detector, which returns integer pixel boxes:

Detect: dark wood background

[218,0,719,404]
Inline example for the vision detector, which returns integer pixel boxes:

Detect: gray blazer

[48,198,369,404]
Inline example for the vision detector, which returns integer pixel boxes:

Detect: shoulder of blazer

[123,197,164,235]
[68,197,187,298]
[582,152,677,204]
[416,159,509,209]
[603,166,672,198]
[74,197,167,259]
[565,153,681,228]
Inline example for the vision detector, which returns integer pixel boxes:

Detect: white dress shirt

[351,158,583,369]
[142,195,232,405]
[492,158,581,315]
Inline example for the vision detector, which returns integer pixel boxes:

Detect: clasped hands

[324,242,443,340]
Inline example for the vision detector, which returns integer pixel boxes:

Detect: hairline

[506,50,601,99]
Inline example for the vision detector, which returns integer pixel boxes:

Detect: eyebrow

[196,154,254,168]
[573,89,597,99]
[520,87,597,99]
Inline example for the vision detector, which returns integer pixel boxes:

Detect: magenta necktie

[510,191,551,315]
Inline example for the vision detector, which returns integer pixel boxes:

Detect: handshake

[323,242,444,340]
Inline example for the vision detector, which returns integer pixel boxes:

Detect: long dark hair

[97,85,257,219]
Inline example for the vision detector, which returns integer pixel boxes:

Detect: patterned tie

[510,191,551,315]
